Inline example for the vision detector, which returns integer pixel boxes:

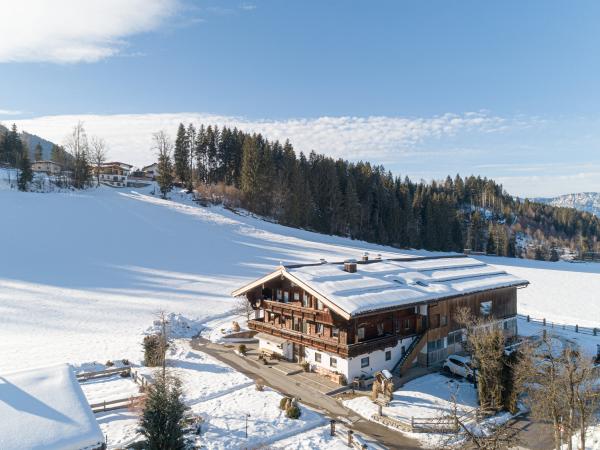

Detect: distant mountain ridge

[0,122,58,160]
[536,192,600,217]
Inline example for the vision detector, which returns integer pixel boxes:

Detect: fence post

[527,315,530,322]
[411,416,414,431]
[575,324,579,333]
[543,318,546,327]
[347,430,354,447]
[594,328,597,336]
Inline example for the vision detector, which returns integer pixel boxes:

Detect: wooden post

[330,419,336,436]
[543,318,546,326]
[594,328,598,336]
[347,430,354,447]
[527,315,530,322]
[575,324,578,333]
[378,403,383,417]
[411,416,414,431]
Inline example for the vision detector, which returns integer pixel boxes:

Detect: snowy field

[2,174,599,372]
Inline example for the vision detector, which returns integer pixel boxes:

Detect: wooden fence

[76,366,131,381]
[90,395,144,413]
[517,313,600,337]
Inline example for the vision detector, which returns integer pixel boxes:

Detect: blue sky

[2,0,600,197]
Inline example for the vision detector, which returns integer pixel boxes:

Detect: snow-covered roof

[233,255,528,318]
[0,364,104,450]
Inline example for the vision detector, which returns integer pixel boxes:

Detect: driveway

[190,336,423,450]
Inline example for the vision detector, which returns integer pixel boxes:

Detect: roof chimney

[344,260,357,273]
[362,252,369,262]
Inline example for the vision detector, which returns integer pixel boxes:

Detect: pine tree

[139,372,187,450]
[173,123,189,188]
[33,143,43,161]
[17,144,33,191]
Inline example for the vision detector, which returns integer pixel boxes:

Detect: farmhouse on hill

[232,253,528,384]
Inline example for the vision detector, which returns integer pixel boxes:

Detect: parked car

[442,354,474,379]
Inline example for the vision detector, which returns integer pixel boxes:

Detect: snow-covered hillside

[1,174,599,373]
[537,192,600,217]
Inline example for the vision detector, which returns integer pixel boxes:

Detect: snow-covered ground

[476,255,600,329]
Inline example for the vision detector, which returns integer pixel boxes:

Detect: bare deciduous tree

[89,136,107,187]
[233,296,254,322]
[64,122,90,188]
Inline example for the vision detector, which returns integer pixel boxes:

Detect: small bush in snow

[122,358,130,366]
[285,405,301,419]
[105,360,114,367]
[255,382,264,391]
[232,321,241,332]
[301,361,310,372]
[238,344,247,355]
[143,334,167,367]
[279,397,291,410]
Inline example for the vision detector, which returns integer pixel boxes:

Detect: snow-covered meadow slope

[1,177,599,372]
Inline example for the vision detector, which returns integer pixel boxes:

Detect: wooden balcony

[248,319,407,358]
[261,300,335,325]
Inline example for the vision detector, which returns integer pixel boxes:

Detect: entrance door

[293,344,304,362]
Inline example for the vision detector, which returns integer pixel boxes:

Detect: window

[330,357,337,368]
[315,352,322,363]
[316,299,323,310]
[316,323,324,334]
[276,289,282,301]
[302,321,309,333]
[447,330,462,345]
[293,318,301,332]
[302,293,309,308]
[293,292,300,301]
[361,357,370,368]
[283,291,289,303]
[385,350,391,361]
[480,300,492,316]
[427,338,445,352]
[377,323,384,336]
[332,327,339,338]
[357,327,365,341]
[440,315,448,327]
[403,319,411,330]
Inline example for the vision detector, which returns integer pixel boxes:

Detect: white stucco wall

[258,337,293,360]
[302,336,416,382]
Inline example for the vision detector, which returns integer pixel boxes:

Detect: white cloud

[0,0,179,63]
[6,111,506,167]
[0,109,22,115]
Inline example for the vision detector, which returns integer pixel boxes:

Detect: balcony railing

[248,319,408,358]
[261,300,334,325]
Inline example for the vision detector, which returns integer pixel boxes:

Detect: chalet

[94,161,133,187]
[31,160,62,175]
[142,162,159,180]
[232,254,528,384]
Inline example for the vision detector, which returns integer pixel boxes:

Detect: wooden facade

[245,274,518,362]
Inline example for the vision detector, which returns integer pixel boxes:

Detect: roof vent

[415,280,428,287]
[362,252,369,262]
[320,258,327,264]
[344,261,357,273]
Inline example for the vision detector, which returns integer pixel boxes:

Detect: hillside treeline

[168,123,600,258]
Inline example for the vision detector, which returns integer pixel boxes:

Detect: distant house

[233,254,528,384]
[142,162,159,180]
[94,161,133,187]
[0,364,105,450]
[32,160,62,175]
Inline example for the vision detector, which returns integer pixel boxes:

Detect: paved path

[190,336,423,450]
